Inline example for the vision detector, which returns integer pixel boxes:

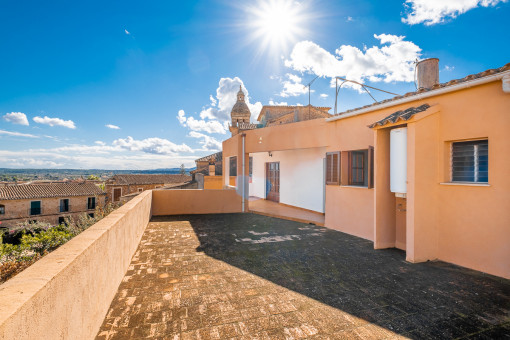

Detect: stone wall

[0,195,106,228]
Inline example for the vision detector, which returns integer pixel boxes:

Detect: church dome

[231,86,251,116]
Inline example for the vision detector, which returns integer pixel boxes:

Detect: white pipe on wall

[241,133,246,212]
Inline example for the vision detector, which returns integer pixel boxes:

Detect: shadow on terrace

[99,210,510,339]
[182,214,510,338]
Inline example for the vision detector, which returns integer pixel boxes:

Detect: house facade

[105,174,193,202]
[0,182,106,228]
[222,60,510,279]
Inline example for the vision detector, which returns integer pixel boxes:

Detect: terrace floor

[96,214,510,340]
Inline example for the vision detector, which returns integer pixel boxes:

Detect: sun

[245,0,311,57]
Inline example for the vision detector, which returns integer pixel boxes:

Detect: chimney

[208,163,216,176]
[416,58,439,89]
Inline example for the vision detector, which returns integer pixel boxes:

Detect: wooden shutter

[368,146,374,188]
[326,152,340,185]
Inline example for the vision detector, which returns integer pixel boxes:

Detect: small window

[325,152,340,185]
[88,213,94,219]
[452,140,488,183]
[349,150,367,186]
[0,205,4,215]
[230,156,237,177]
[58,216,68,226]
[345,147,374,188]
[87,197,96,210]
[60,199,69,212]
[138,188,143,193]
[113,188,122,202]
[30,201,41,215]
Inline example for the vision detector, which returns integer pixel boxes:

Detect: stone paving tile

[96,213,510,339]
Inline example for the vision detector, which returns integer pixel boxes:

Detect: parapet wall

[0,190,152,340]
[152,189,242,215]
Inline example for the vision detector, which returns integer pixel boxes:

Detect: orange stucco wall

[203,176,223,189]
[221,78,510,279]
[151,189,242,215]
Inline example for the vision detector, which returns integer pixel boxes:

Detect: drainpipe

[241,133,246,212]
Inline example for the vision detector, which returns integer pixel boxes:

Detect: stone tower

[230,86,251,127]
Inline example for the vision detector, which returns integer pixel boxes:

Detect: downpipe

[241,133,246,212]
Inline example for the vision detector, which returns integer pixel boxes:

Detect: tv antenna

[304,75,319,119]
[334,76,400,115]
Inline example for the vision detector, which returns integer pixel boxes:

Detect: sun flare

[246,0,310,57]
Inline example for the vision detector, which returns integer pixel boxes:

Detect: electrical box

[390,127,407,194]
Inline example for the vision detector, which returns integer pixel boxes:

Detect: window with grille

[325,152,340,185]
[0,205,4,215]
[452,140,488,183]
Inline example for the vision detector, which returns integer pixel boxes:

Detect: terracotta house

[222,60,510,279]
[0,182,106,228]
[105,174,192,202]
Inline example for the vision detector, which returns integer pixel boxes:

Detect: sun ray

[244,0,313,59]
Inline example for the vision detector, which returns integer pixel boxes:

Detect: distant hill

[0,168,197,182]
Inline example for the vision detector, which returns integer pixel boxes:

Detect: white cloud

[209,95,217,107]
[444,65,455,71]
[198,77,262,123]
[177,110,187,126]
[320,93,328,98]
[402,0,507,25]
[268,100,289,106]
[186,116,226,134]
[280,73,310,97]
[124,29,130,35]
[106,124,120,130]
[0,148,198,170]
[189,131,222,151]
[95,141,106,146]
[284,35,421,89]
[113,136,193,155]
[2,112,29,126]
[177,110,226,134]
[33,116,76,129]
[0,129,38,138]
[346,16,354,22]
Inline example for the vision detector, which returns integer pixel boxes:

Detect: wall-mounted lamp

[268,151,272,157]
[258,137,263,144]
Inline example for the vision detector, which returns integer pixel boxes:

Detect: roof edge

[327,70,510,123]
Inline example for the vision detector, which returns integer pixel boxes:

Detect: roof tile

[368,104,430,128]
[0,182,105,200]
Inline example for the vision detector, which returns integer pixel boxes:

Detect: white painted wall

[249,147,326,213]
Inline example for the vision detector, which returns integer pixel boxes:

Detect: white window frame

[450,138,488,183]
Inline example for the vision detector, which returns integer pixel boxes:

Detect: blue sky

[1,0,509,169]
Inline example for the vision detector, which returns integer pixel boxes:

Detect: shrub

[0,201,122,283]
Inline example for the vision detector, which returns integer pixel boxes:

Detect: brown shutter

[325,154,332,183]
[368,146,374,189]
[326,152,340,185]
